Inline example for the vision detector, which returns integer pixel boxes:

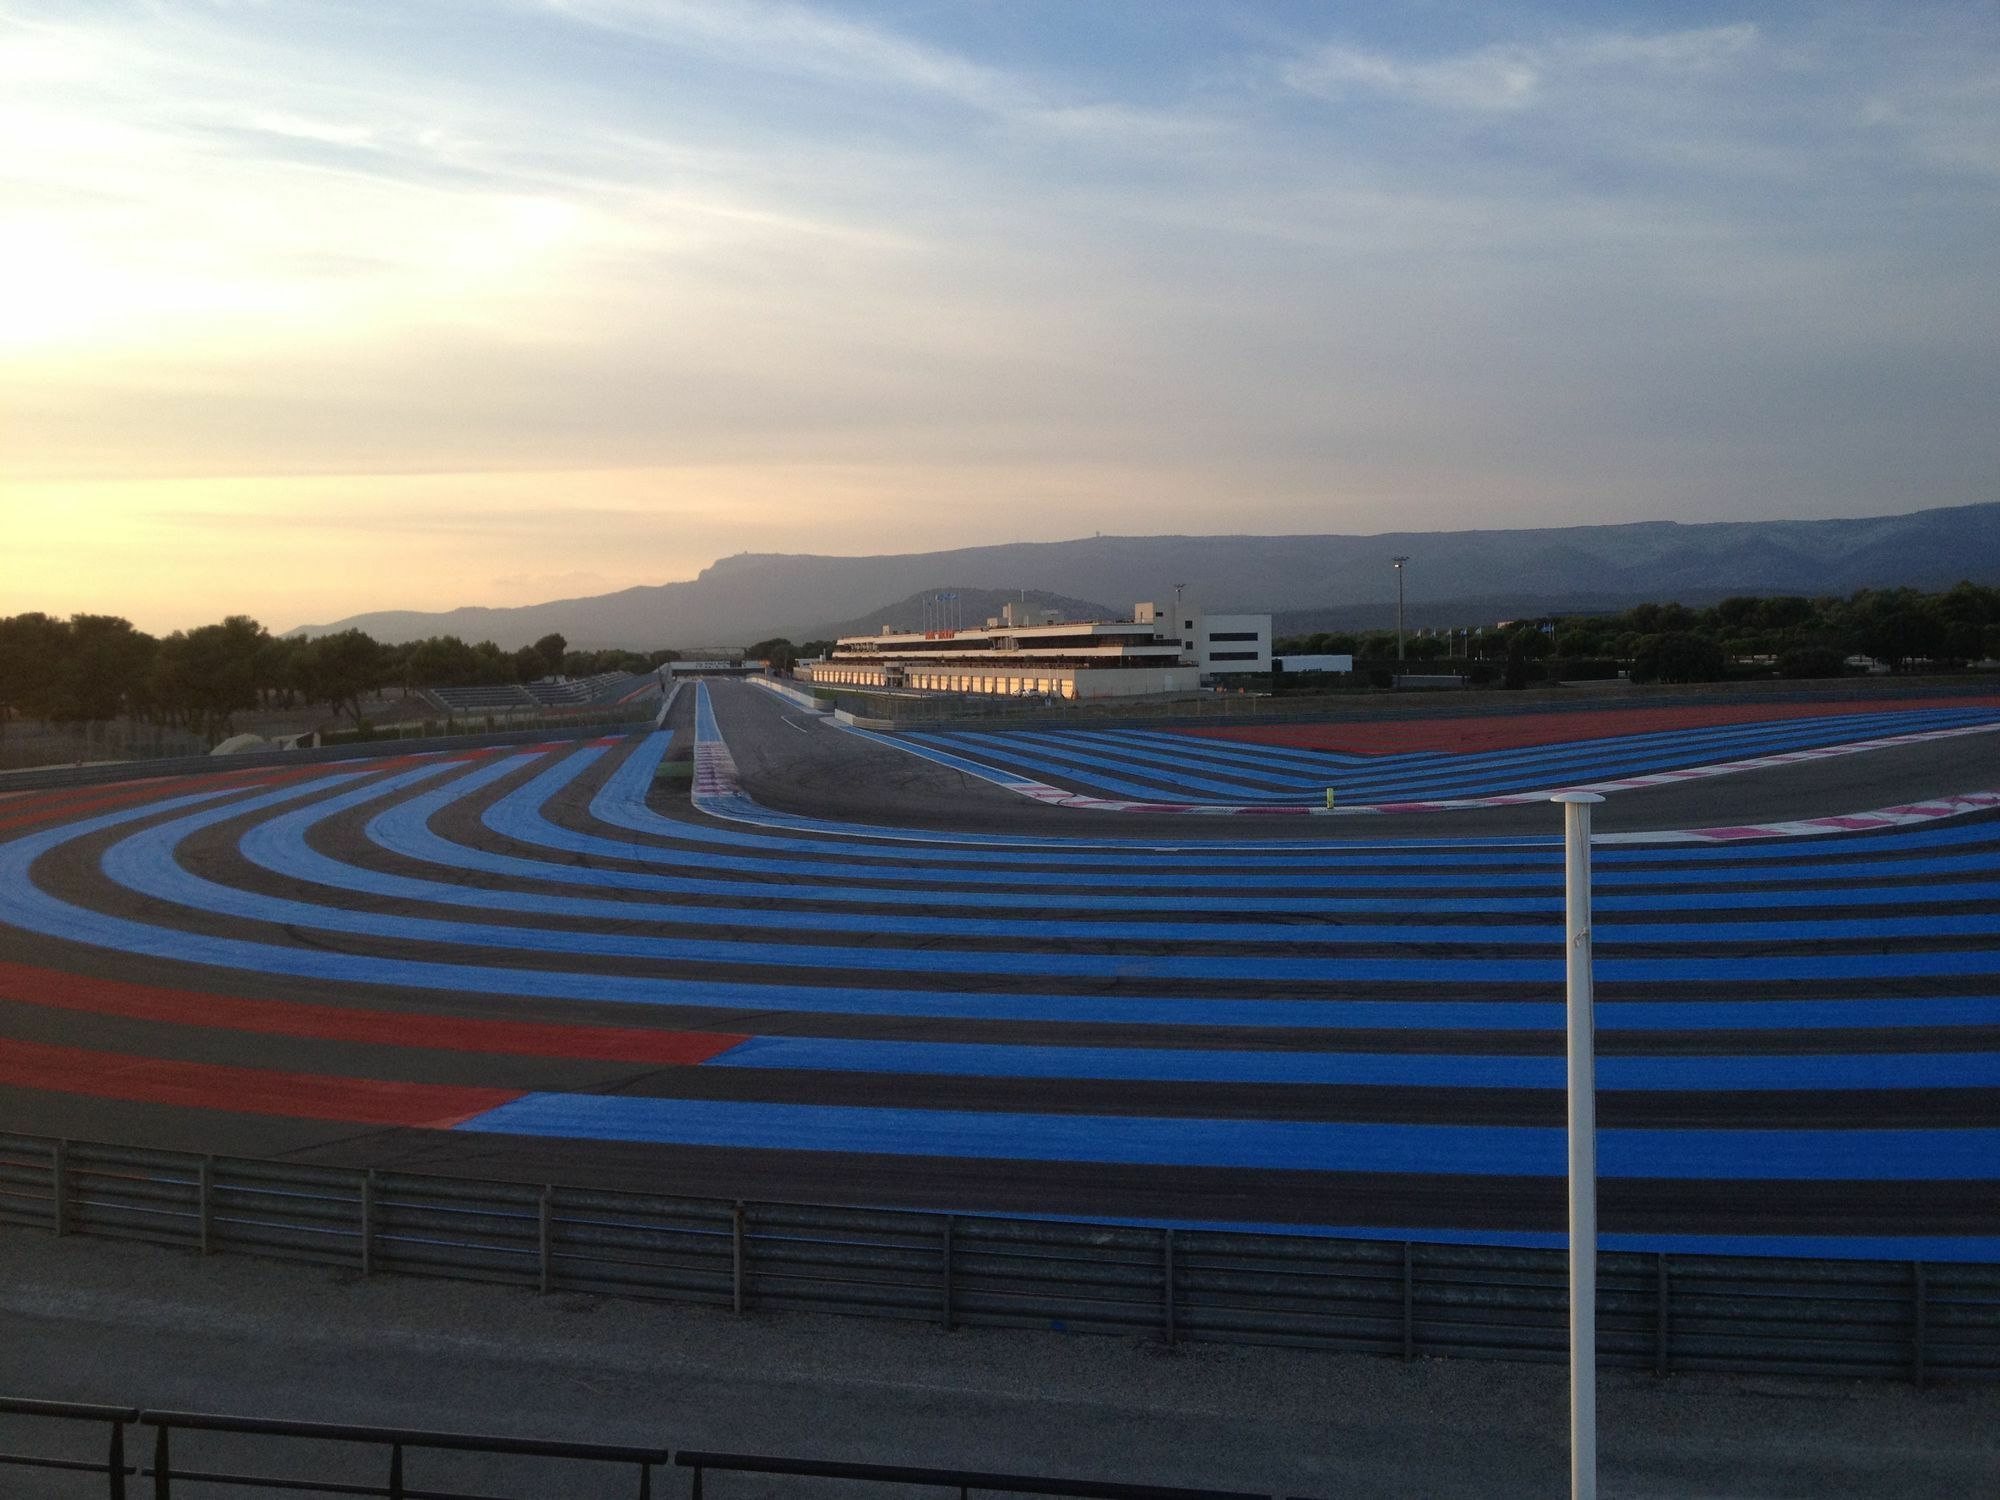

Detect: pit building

[801,599,1272,700]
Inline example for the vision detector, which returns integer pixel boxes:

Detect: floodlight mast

[1391,557,1410,661]
[1553,790,1605,1500]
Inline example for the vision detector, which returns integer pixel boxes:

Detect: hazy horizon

[5,1,1997,634]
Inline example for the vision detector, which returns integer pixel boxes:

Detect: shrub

[1630,632,1727,685]
[1777,646,1850,680]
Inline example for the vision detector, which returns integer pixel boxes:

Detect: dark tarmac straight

[703,677,1999,840]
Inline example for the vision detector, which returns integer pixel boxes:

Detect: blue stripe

[912,706,2000,804]
[10,796,1997,1028]
[708,1037,2000,1090]
[455,1094,2000,1180]
[229,754,2000,943]
[96,790,2000,980]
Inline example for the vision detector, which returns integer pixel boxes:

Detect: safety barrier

[675,1450,1290,1500]
[0,1399,1312,1499]
[654,678,685,727]
[2,1134,1993,1385]
[0,1398,663,1497]
[0,707,658,793]
[747,674,829,714]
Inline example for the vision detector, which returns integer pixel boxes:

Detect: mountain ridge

[288,501,2000,649]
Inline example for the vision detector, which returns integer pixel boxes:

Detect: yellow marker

[1326,788,1336,810]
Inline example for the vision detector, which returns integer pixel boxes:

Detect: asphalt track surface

[2,678,1998,1261]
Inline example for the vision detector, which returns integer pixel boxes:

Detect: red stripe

[0,962,748,1065]
[0,769,273,834]
[1181,694,2000,756]
[0,749,518,836]
[0,1037,519,1127]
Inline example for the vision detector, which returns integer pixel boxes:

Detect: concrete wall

[1193,613,1272,675]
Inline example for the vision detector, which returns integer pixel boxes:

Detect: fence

[0,709,655,794]
[2,1134,1993,1385]
[0,1399,1315,1499]
[0,719,210,774]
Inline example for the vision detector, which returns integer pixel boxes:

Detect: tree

[55,614,157,723]
[531,634,568,678]
[511,645,548,682]
[1777,645,1848,679]
[155,615,268,740]
[1631,632,1727,685]
[405,635,481,689]
[256,636,301,709]
[1502,625,1552,660]
[296,629,385,724]
[1861,605,1945,671]
[747,637,799,671]
[0,612,71,726]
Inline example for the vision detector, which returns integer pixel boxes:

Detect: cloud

[543,0,1016,110]
[1284,42,1542,112]
[3,0,1998,638]
[539,0,1215,147]
[1283,23,1758,112]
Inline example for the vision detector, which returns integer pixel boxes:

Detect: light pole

[1391,556,1409,661]
[1552,790,1605,1500]
[1172,582,1188,653]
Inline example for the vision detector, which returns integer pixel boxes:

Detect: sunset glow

[4,1,1996,632]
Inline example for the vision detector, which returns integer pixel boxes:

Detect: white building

[1135,601,1273,677]
[802,597,1274,700]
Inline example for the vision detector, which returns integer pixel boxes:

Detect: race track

[2,679,1997,1260]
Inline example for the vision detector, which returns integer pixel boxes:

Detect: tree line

[1277,584,2000,685]
[0,614,676,743]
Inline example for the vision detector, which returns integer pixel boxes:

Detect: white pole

[1553,790,1604,1500]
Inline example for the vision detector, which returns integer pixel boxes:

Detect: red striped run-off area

[0,1037,520,1128]
[0,962,747,1066]
[1179,694,2000,755]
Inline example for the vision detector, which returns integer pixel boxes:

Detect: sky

[2,1,1996,634]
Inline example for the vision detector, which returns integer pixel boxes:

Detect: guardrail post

[731,1202,746,1314]
[1402,1242,1417,1360]
[539,1186,555,1294]
[360,1171,376,1277]
[1163,1229,1177,1348]
[109,1416,127,1500]
[1655,1254,1669,1376]
[941,1215,955,1331]
[388,1439,404,1500]
[1911,1262,1928,1390]
[152,1423,169,1499]
[50,1138,68,1236]
[638,1456,653,1500]
[198,1158,214,1256]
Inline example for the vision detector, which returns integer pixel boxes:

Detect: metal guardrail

[140,1410,670,1498]
[675,1450,1279,1500]
[0,710,655,793]
[0,1401,1311,1499]
[3,1134,1994,1384]
[0,1396,135,1495]
[0,1398,670,1497]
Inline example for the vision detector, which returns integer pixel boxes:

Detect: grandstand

[420,670,659,716]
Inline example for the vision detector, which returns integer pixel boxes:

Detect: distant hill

[290,501,2000,650]
[817,588,1117,641]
